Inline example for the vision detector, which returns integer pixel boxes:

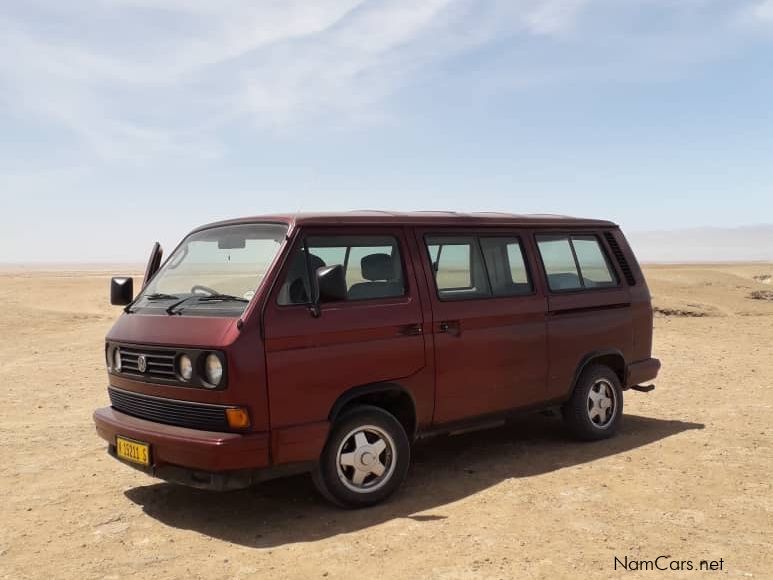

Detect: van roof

[196,211,617,231]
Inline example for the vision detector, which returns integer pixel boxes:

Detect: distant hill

[2,226,771,267]
[626,225,773,263]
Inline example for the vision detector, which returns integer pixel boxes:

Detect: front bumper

[94,406,271,483]
[626,357,661,389]
[105,445,311,491]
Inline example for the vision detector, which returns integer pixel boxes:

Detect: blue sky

[1,0,773,262]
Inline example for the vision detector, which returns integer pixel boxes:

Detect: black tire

[562,364,623,441]
[312,405,410,508]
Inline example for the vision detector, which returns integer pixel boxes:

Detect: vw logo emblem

[137,355,148,373]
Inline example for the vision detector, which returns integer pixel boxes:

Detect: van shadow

[124,414,703,548]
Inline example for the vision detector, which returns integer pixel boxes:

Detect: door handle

[398,323,423,336]
[438,320,461,336]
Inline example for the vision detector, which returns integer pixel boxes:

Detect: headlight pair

[177,352,223,388]
[106,343,226,389]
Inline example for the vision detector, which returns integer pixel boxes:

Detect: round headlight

[204,354,223,387]
[113,348,122,372]
[178,354,193,381]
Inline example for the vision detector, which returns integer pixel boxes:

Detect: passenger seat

[347,254,403,300]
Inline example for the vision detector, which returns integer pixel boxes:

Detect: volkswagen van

[93,211,660,507]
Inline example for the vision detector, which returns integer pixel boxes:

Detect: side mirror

[316,265,347,302]
[110,277,134,306]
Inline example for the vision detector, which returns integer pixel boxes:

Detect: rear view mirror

[110,277,134,305]
[218,235,247,250]
[316,265,347,302]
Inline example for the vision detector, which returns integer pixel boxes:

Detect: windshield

[132,223,287,316]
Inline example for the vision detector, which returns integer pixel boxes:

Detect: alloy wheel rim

[587,379,617,429]
[336,425,396,493]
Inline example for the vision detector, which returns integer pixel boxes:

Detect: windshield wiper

[144,293,180,301]
[196,293,249,303]
[124,292,179,314]
[166,294,249,315]
[165,295,199,315]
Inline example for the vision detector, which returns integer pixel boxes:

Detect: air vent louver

[604,231,636,286]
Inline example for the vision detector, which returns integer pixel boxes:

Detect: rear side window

[479,237,532,296]
[277,235,405,304]
[425,236,490,300]
[537,237,582,291]
[537,235,618,292]
[572,236,617,287]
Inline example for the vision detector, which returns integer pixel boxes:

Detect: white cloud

[1,1,491,158]
[523,0,590,36]
[748,0,773,22]
[0,1,376,160]
[0,0,766,163]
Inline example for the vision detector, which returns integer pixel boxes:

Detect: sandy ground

[1,264,772,579]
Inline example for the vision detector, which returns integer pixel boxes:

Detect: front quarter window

[133,223,287,316]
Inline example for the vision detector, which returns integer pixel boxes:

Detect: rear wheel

[562,364,623,440]
[312,405,410,508]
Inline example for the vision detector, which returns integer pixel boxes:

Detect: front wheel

[312,405,410,508]
[562,365,623,441]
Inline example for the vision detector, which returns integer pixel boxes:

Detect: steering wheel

[191,284,219,296]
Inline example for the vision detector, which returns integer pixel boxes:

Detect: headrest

[361,253,393,281]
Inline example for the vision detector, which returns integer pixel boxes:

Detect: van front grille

[108,387,229,432]
[119,346,176,379]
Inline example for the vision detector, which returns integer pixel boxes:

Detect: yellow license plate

[116,436,150,466]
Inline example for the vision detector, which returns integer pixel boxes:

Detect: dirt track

[1,264,772,579]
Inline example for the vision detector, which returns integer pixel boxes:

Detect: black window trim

[423,231,537,302]
[275,232,410,307]
[535,231,621,294]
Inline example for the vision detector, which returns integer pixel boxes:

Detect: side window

[425,236,490,300]
[536,234,618,292]
[429,242,470,289]
[277,235,405,304]
[479,237,532,296]
[537,237,582,291]
[507,243,530,284]
[345,245,394,288]
[310,247,346,270]
[571,236,617,287]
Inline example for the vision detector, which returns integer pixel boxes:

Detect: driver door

[262,227,431,432]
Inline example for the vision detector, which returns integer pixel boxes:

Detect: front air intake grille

[119,346,176,380]
[604,231,636,286]
[109,387,229,432]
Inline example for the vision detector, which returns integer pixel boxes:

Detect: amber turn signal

[225,407,251,430]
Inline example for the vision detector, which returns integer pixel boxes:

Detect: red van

[94,212,659,507]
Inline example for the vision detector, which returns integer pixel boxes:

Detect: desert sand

[1,264,772,579]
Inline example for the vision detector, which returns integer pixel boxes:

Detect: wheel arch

[329,382,418,441]
[569,349,627,394]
